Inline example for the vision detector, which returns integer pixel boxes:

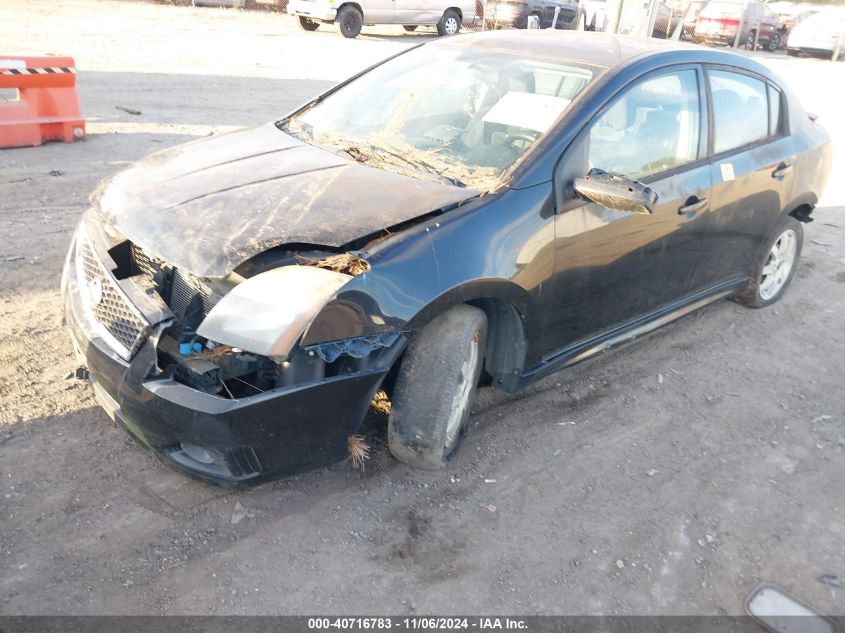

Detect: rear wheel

[734,216,803,309]
[403,24,418,31]
[336,5,363,38]
[745,29,757,50]
[388,305,487,470]
[437,9,461,36]
[298,16,320,31]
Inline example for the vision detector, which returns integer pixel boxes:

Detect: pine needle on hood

[296,252,370,276]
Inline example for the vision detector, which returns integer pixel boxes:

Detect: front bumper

[287,0,337,21]
[62,230,396,485]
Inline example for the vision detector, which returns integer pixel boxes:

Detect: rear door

[688,67,795,291]
[546,66,712,351]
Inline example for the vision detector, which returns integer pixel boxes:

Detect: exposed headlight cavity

[196,265,352,359]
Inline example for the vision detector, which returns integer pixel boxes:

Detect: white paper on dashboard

[482,91,571,133]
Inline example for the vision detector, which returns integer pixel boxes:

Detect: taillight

[717,17,739,26]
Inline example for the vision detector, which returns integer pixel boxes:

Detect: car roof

[435,30,755,73]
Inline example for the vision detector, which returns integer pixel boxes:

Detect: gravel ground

[1,0,844,616]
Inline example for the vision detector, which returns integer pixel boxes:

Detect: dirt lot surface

[1,0,844,616]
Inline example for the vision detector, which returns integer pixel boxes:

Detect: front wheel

[734,216,803,309]
[767,32,781,51]
[388,305,487,470]
[298,16,320,31]
[437,9,461,36]
[336,5,363,38]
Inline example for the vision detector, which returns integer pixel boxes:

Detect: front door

[545,66,712,353]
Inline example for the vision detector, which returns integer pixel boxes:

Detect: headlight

[196,266,352,359]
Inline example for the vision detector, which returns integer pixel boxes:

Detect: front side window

[283,44,593,191]
[588,69,701,180]
[709,70,770,154]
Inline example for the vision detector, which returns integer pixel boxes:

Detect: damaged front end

[62,212,406,484]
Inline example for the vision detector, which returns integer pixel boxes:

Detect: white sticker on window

[720,163,735,182]
[482,91,571,133]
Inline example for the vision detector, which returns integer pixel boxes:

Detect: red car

[695,0,784,50]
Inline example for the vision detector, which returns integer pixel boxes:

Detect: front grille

[77,238,148,359]
[130,244,216,321]
[130,243,164,278]
[169,268,215,319]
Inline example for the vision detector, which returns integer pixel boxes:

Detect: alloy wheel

[759,229,798,301]
[444,333,479,448]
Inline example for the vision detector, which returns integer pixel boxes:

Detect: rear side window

[709,70,775,154]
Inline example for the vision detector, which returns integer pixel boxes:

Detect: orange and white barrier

[0,55,85,149]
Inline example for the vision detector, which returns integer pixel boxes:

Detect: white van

[288,0,482,38]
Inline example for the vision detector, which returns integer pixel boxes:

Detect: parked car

[63,32,831,484]
[288,0,479,37]
[694,0,784,50]
[786,9,845,58]
[489,0,582,29]
[773,5,818,40]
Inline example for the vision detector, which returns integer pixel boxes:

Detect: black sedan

[62,32,831,484]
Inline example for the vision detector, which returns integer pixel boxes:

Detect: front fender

[301,184,556,367]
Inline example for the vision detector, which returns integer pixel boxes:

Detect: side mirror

[573,168,658,215]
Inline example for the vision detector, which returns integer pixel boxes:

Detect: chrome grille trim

[130,242,164,279]
[75,227,149,360]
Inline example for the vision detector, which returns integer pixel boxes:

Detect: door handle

[678,197,708,216]
[772,162,793,179]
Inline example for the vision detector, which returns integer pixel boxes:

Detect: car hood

[93,123,477,278]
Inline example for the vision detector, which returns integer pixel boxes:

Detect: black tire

[733,215,803,309]
[388,305,487,470]
[767,31,780,52]
[403,24,418,31]
[298,16,320,31]
[437,9,461,36]
[336,5,363,38]
[745,30,757,50]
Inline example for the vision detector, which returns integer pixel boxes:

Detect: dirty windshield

[283,44,593,191]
